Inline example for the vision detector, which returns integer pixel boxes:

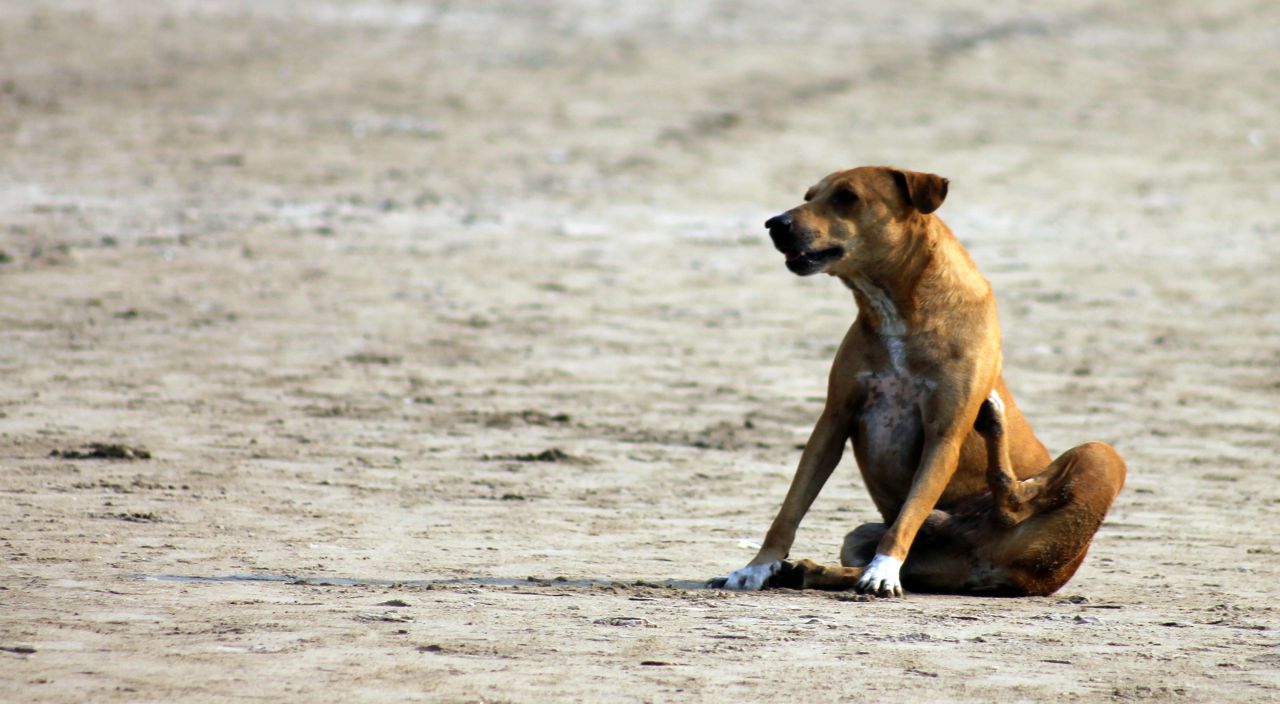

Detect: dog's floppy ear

[889,168,949,215]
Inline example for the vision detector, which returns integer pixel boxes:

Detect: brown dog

[710,166,1126,597]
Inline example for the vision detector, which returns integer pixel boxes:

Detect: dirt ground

[2,1,1279,701]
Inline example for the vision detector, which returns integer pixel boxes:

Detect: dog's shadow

[139,573,712,591]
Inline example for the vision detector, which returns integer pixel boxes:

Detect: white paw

[856,554,903,597]
[987,389,1005,414]
[713,561,781,590]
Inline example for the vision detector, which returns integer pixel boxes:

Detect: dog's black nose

[765,213,792,232]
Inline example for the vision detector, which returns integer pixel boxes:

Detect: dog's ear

[889,168,949,215]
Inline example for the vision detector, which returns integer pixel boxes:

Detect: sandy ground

[2,1,1279,701]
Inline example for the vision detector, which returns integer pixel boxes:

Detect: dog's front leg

[854,435,962,597]
[711,406,851,590]
[856,388,986,597]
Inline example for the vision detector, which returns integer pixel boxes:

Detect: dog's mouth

[782,245,844,275]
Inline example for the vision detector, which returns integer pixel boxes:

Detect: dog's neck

[838,215,989,336]
[845,274,908,336]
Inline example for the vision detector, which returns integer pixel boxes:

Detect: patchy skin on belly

[855,370,933,508]
[860,375,919,451]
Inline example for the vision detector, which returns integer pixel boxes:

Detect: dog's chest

[852,369,931,500]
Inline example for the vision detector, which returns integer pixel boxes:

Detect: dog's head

[764,166,949,276]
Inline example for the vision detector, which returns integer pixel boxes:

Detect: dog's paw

[854,554,903,598]
[974,390,1006,437]
[708,561,782,590]
[986,389,1005,414]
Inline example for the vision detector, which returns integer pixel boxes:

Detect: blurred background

[2,2,1278,701]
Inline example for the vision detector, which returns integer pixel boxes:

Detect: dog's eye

[832,188,859,207]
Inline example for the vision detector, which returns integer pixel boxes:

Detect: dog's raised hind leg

[974,390,1033,525]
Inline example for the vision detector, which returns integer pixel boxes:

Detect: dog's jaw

[783,245,845,276]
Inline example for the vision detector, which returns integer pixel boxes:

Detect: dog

[709,166,1126,597]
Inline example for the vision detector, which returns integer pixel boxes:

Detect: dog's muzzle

[765,213,843,276]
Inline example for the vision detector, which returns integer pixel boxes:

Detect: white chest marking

[884,336,908,375]
[850,276,908,372]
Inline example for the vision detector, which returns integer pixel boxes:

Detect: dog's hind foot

[708,559,864,591]
[774,559,865,590]
[974,390,1006,438]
